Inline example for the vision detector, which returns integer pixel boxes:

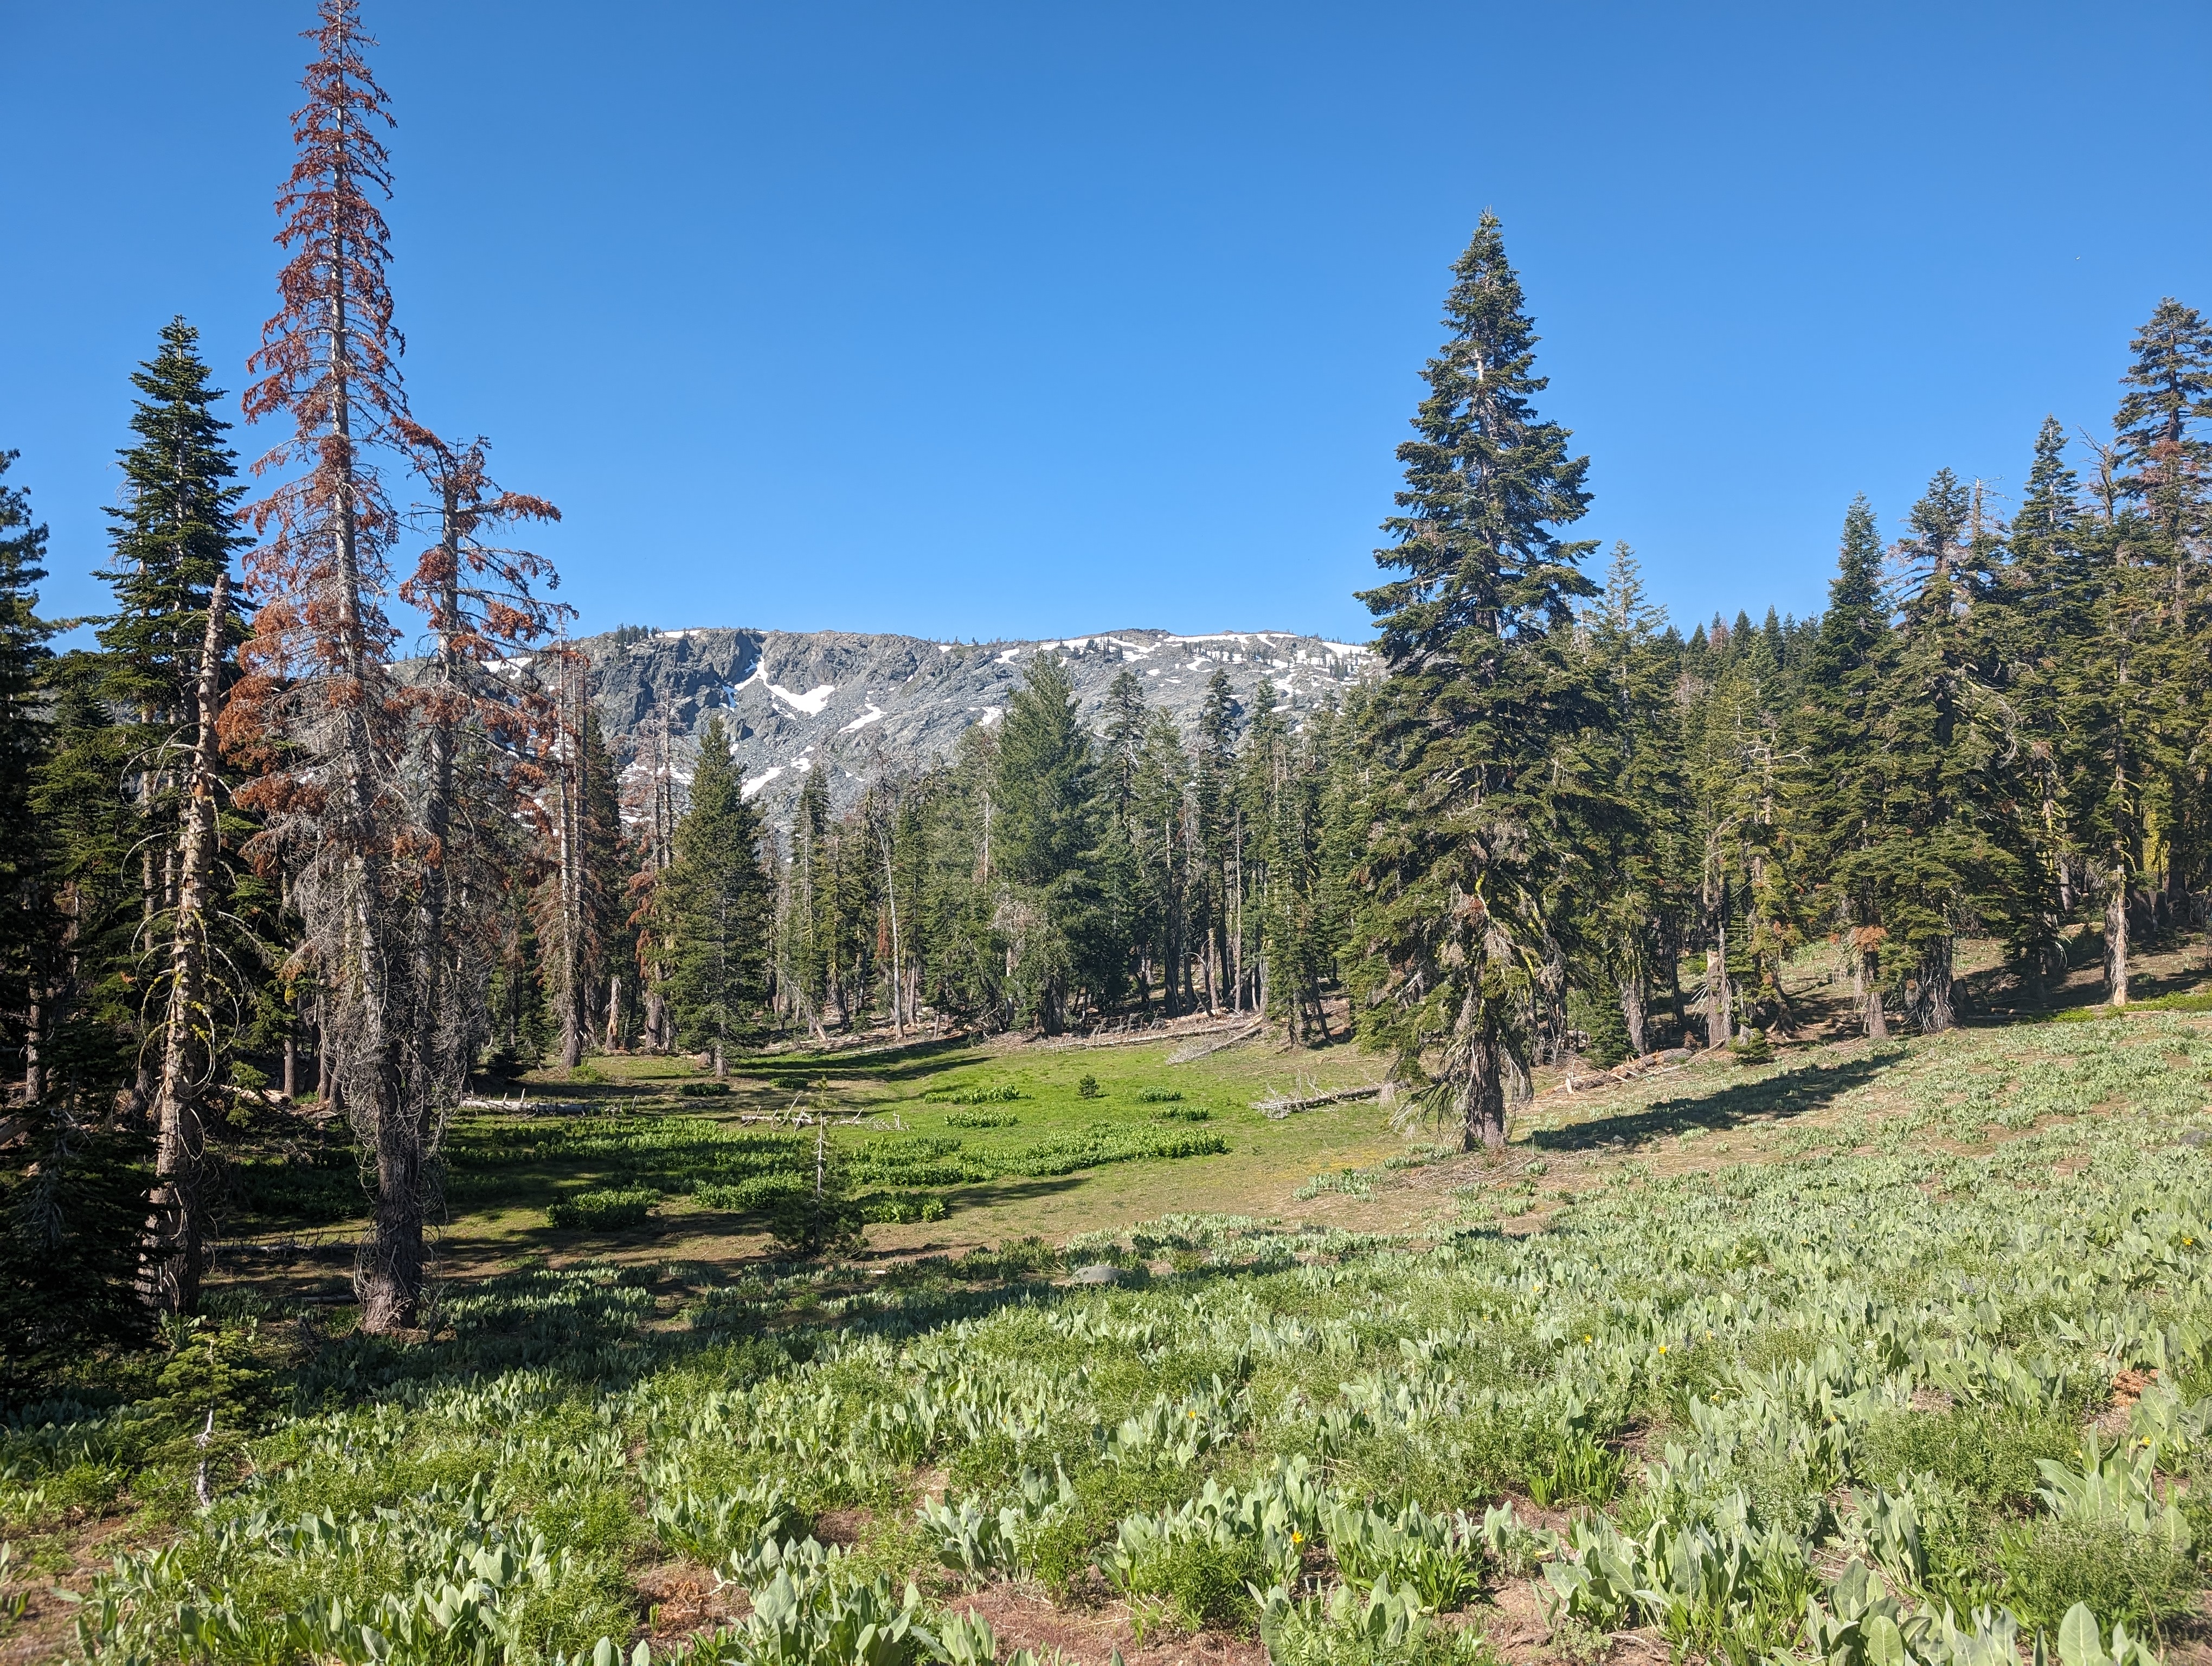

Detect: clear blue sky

[4,3,2209,645]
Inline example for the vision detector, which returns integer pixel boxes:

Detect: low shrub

[1727,1028,1774,1065]
[927,1084,1024,1105]
[678,1081,732,1097]
[945,1111,1019,1129]
[867,1191,949,1225]
[1150,1105,1213,1123]
[695,1174,807,1212]
[544,1187,657,1231]
[1136,1087,1184,1103]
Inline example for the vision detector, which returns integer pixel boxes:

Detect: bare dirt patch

[944,1583,1267,1665]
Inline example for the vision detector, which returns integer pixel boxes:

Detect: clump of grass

[1150,1105,1212,1124]
[2050,989,2212,1022]
[1991,1521,2196,1633]
[1382,1142,1458,1170]
[1136,1087,1184,1103]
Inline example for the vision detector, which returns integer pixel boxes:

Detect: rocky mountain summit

[577,626,1377,825]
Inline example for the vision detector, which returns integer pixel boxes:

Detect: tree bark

[1704,942,1731,1049]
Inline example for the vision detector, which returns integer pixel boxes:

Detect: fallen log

[1168,1021,1266,1063]
[1252,1083,1387,1120]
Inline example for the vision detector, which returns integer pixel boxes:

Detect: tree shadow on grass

[1531,1050,1902,1154]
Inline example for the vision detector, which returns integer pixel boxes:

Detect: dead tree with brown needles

[226,0,423,1332]
[397,419,565,1114]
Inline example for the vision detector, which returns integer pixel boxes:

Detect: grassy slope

[10,997,2212,1664]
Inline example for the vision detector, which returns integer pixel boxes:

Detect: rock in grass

[1070,1263,1122,1285]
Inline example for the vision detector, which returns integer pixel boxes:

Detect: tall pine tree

[661,717,770,1074]
[1348,215,1605,1149]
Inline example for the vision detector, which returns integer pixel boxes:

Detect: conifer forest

[6,5,2212,1664]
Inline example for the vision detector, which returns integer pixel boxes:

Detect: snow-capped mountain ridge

[581,625,1376,825]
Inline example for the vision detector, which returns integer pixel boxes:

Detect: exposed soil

[944,1582,1269,1666]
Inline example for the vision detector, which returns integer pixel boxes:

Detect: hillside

[576,626,1376,824]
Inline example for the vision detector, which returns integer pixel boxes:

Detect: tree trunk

[22,988,39,1106]
[1916,937,1955,1033]
[1621,975,1648,1058]
[1861,946,1888,1039]
[1460,999,1508,1152]
[2106,866,2131,1005]
[142,570,229,1317]
[1662,921,1684,1041]
[1704,943,1731,1049]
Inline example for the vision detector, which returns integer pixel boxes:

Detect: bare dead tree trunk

[144,571,230,1316]
[553,656,584,1070]
[22,988,40,1106]
[876,810,904,1040]
[2106,864,2131,1006]
[1861,944,1888,1040]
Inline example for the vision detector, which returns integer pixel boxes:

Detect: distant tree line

[640,216,2212,1147]
[5,3,2211,1362]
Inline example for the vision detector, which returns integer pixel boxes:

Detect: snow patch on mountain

[769,682,835,716]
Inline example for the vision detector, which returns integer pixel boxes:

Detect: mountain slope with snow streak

[586,626,1375,826]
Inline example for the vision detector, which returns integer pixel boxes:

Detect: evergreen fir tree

[661,717,770,1074]
[1580,544,1684,1055]
[993,653,1102,1033]
[1347,214,1605,1149]
[1979,419,2091,995]
[1799,497,1896,1036]
[1863,470,2020,1030]
[2110,299,2212,938]
[0,453,152,1364]
[2113,297,2212,624]
[0,452,53,1093]
[1191,669,1242,1011]
[86,319,255,1310]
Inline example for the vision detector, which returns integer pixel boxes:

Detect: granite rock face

[578,626,1377,826]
